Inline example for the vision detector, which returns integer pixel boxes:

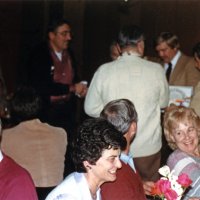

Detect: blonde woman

[164,105,200,199]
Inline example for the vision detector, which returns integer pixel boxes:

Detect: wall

[0,0,200,91]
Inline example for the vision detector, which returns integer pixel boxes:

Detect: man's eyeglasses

[56,31,71,37]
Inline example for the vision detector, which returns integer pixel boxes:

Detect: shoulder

[42,122,67,136]
[28,42,51,63]
[179,53,194,65]
[167,150,196,175]
[167,149,188,164]
[31,42,49,53]
[0,155,37,199]
[2,155,32,180]
[45,173,78,200]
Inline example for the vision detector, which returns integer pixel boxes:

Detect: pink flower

[151,166,193,200]
[177,173,192,188]
[151,179,172,196]
[165,189,178,200]
[157,179,171,193]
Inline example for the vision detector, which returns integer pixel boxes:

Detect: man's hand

[74,82,88,98]
[143,181,155,195]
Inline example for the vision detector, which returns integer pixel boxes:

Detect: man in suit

[27,18,87,133]
[26,18,87,175]
[155,31,200,87]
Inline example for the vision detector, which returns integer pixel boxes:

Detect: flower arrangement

[151,165,192,200]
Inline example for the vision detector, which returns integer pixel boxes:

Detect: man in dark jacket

[27,18,87,175]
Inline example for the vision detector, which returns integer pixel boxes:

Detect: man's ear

[130,122,137,135]
[48,32,55,41]
[137,40,144,56]
[116,43,122,55]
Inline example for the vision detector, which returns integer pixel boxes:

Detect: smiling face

[171,122,199,156]
[85,147,122,186]
[49,23,71,52]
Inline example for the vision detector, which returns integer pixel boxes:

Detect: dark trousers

[133,151,161,182]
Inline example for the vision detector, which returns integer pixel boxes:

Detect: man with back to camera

[155,31,200,86]
[84,25,169,182]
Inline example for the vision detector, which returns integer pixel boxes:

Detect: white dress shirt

[45,172,101,200]
[164,50,181,73]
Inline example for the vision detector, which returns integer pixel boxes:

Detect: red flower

[151,179,171,196]
[151,184,162,196]
[177,173,192,188]
[157,179,171,194]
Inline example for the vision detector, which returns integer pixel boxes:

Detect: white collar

[0,150,3,162]
[171,50,181,67]
[164,50,181,71]
[122,50,141,57]
[55,51,62,61]
[120,152,136,172]
[75,172,101,200]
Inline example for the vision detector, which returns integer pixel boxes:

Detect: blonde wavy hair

[163,105,200,150]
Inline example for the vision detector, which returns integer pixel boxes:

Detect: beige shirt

[84,52,169,157]
[1,119,67,187]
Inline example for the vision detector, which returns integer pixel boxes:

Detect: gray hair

[118,25,144,48]
[100,99,138,134]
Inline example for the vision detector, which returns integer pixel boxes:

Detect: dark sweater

[101,161,146,200]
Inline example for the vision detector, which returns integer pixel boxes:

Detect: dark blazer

[169,53,200,87]
[27,42,79,105]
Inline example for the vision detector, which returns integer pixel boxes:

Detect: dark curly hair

[72,118,127,172]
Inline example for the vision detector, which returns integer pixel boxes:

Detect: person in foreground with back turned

[45,118,126,200]
[1,86,67,200]
[100,99,155,200]
[84,25,169,182]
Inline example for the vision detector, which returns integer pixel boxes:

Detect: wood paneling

[1,0,200,91]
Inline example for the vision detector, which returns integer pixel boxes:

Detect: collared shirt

[120,153,136,172]
[45,172,101,200]
[164,50,181,73]
[0,150,3,162]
